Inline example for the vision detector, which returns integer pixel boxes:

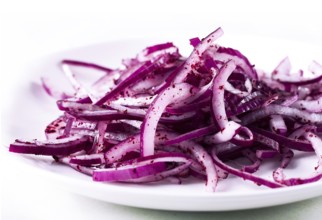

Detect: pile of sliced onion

[9,27,322,191]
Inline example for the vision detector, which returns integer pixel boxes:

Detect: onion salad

[9,27,322,191]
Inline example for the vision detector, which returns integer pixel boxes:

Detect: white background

[1,0,322,219]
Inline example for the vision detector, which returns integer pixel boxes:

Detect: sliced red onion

[180,138,222,178]
[93,162,167,182]
[271,57,291,80]
[111,95,156,107]
[98,153,190,182]
[9,136,90,156]
[91,121,108,153]
[211,147,283,188]
[304,132,322,169]
[71,120,97,130]
[61,62,89,96]
[108,102,148,115]
[231,91,268,116]
[104,131,181,164]
[256,149,278,159]
[68,106,195,123]
[189,37,201,48]
[273,132,322,186]
[280,94,298,106]
[241,149,262,173]
[95,61,158,105]
[288,124,316,139]
[127,162,191,183]
[104,134,140,164]
[173,139,218,191]
[242,160,262,173]
[61,59,113,73]
[241,104,322,125]
[279,147,294,169]
[291,96,322,113]
[224,78,252,97]
[140,83,197,156]
[144,42,175,55]
[61,117,75,138]
[259,76,286,91]
[138,43,180,64]
[155,131,220,189]
[172,80,213,107]
[273,168,322,186]
[211,61,254,145]
[204,121,241,144]
[174,27,223,83]
[103,130,219,189]
[165,98,209,114]
[68,109,144,121]
[274,59,322,86]
[57,100,103,111]
[116,152,192,166]
[308,60,322,75]
[164,125,216,145]
[215,142,243,161]
[212,60,236,128]
[250,127,314,152]
[10,27,322,191]
[230,126,254,147]
[45,116,67,139]
[253,132,280,152]
[69,153,105,166]
[269,115,287,135]
[278,74,322,86]
[211,47,258,80]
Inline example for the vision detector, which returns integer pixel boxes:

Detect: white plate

[2,35,322,211]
